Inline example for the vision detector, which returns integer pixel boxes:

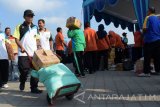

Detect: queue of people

[1,6,160,93]
[0,9,132,91]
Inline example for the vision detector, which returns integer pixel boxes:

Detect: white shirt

[0,33,8,59]
[39,30,52,50]
[13,25,39,57]
[20,26,38,56]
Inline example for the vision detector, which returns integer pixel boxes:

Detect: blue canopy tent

[83,0,159,32]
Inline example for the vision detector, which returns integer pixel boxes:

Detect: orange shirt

[110,37,116,47]
[84,27,98,51]
[134,31,143,47]
[8,35,18,54]
[109,31,116,47]
[115,34,125,49]
[97,35,110,51]
[68,40,72,54]
[55,32,64,50]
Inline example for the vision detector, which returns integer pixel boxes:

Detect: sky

[0,0,134,44]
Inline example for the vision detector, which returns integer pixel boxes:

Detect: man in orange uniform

[84,23,98,74]
[55,27,67,63]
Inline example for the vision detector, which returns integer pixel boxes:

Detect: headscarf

[96,24,107,39]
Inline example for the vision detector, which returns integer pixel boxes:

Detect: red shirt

[55,32,65,51]
[97,35,110,51]
[109,31,124,49]
[134,31,143,47]
[115,34,124,49]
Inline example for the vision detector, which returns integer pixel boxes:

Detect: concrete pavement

[0,64,160,107]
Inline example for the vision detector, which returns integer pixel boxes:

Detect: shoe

[138,73,151,77]
[31,89,43,94]
[84,68,89,73]
[75,74,81,77]
[0,88,2,93]
[81,75,86,78]
[19,83,25,91]
[151,72,160,75]
[2,84,9,88]
[104,68,109,71]
[145,74,151,77]
[89,71,93,74]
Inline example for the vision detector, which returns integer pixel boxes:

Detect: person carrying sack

[67,27,86,78]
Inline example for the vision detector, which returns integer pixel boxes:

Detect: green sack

[31,63,81,98]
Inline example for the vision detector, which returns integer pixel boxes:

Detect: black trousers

[74,51,85,76]
[66,53,73,64]
[144,40,160,74]
[84,51,97,73]
[97,50,109,70]
[56,50,65,63]
[18,56,38,90]
[124,47,129,59]
[0,59,9,87]
[115,48,123,64]
[133,47,143,63]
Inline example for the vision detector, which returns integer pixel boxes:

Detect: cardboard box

[66,17,81,29]
[109,48,115,59]
[116,63,123,71]
[109,54,115,59]
[108,59,114,64]
[135,58,144,74]
[32,49,60,70]
[108,56,115,69]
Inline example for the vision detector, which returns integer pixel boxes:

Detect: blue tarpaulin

[133,0,149,29]
[83,0,149,31]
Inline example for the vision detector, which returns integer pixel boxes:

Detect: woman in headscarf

[96,24,111,71]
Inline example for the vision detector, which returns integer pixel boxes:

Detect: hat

[122,32,127,36]
[149,7,156,13]
[23,9,35,17]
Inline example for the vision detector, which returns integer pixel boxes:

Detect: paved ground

[1,64,160,107]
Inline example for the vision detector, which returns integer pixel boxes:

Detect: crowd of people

[0,6,160,93]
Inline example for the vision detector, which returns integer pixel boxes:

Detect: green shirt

[67,29,86,52]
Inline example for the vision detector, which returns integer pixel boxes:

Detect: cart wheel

[66,94,74,100]
[46,94,54,105]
